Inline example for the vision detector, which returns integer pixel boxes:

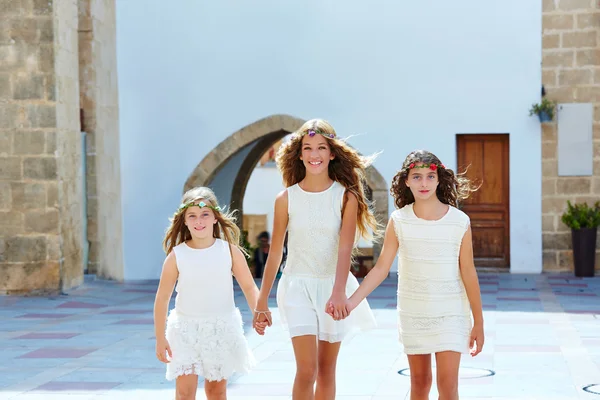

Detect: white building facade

[116,0,543,279]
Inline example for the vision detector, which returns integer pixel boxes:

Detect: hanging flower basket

[529,98,556,123]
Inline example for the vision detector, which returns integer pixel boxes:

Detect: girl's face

[184,204,217,240]
[300,134,334,176]
[405,163,439,201]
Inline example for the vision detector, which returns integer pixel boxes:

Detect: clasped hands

[325,291,355,321]
[252,309,271,335]
[252,293,356,335]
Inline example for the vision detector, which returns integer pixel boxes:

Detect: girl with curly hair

[339,150,484,400]
[253,118,378,399]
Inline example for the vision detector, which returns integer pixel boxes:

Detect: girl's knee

[436,374,458,397]
[204,380,227,399]
[410,370,433,389]
[176,386,196,400]
[316,359,336,381]
[296,363,318,384]
[175,375,198,400]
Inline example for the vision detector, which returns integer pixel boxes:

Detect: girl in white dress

[342,150,484,400]
[153,186,266,400]
[253,119,378,399]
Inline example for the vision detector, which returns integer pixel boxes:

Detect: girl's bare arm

[348,217,399,308]
[153,251,178,361]
[256,190,289,311]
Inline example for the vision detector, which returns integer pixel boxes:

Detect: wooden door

[456,134,510,268]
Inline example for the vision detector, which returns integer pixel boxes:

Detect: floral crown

[177,200,222,215]
[407,162,446,171]
[297,127,336,139]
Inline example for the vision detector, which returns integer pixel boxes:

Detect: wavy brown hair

[163,186,245,255]
[390,149,479,209]
[276,119,380,241]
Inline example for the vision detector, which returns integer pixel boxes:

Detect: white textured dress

[391,203,472,355]
[165,239,255,381]
[277,181,377,343]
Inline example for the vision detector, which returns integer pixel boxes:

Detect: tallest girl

[253,119,378,400]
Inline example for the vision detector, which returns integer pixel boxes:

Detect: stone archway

[184,114,389,261]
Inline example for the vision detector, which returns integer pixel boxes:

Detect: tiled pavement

[1,273,600,399]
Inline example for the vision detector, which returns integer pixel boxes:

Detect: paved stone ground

[1,273,600,399]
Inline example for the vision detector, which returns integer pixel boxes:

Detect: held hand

[326,291,350,321]
[254,320,268,336]
[252,306,272,335]
[155,336,172,364]
[469,323,485,357]
[326,296,358,320]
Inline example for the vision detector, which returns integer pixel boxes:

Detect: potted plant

[561,201,600,277]
[529,98,557,123]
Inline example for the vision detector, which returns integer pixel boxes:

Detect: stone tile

[56,301,107,309]
[7,394,96,400]
[17,313,73,319]
[496,297,541,301]
[123,288,156,294]
[101,309,151,315]
[550,282,588,287]
[32,381,121,391]
[112,318,153,325]
[494,345,562,352]
[14,332,80,339]
[18,347,99,358]
[554,292,597,297]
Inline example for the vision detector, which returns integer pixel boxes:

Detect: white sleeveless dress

[277,181,377,343]
[165,239,255,381]
[391,203,473,355]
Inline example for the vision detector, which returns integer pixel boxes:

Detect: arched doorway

[184,114,389,263]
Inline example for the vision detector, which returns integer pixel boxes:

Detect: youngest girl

[153,186,265,400]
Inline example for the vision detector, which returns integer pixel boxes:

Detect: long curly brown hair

[276,119,380,241]
[390,150,479,209]
[163,186,244,255]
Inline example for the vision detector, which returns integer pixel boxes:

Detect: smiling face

[184,202,217,240]
[299,133,335,176]
[405,163,440,201]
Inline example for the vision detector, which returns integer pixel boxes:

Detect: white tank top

[172,239,235,317]
[284,181,346,278]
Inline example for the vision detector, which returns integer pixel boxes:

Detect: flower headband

[177,201,222,213]
[407,162,446,171]
[297,127,336,139]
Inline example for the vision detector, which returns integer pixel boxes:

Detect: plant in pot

[529,98,557,123]
[561,201,600,277]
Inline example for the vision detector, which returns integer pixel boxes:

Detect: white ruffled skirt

[165,308,255,381]
[276,272,377,343]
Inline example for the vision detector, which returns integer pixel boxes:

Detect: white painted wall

[243,166,284,237]
[117,0,542,279]
[244,164,375,249]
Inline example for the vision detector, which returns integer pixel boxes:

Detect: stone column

[78,0,124,280]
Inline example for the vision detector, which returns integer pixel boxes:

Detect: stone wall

[541,0,600,271]
[0,0,84,293]
[78,0,124,280]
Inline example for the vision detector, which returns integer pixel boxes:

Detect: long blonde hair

[163,187,244,255]
[276,119,380,241]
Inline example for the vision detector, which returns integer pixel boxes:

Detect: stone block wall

[0,0,84,293]
[541,0,600,271]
